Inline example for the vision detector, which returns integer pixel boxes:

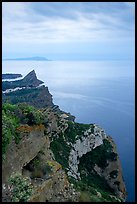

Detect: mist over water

[2,60,135,202]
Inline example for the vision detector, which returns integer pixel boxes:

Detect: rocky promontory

[2,70,43,91]
[2,70,127,202]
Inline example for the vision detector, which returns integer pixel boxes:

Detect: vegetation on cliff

[50,121,121,202]
[2,102,126,202]
[2,103,47,160]
[2,104,20,159]
[9,173,33,202]
[2,70,126,202]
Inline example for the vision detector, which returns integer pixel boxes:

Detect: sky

[2,2,135,60]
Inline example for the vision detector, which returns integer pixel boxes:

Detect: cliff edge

[2,71,127,202]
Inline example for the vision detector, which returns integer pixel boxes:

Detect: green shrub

[17,103,44,125]
[78,138,117,170]
[3,103,16,113]
[50,132,71,169]
[9,174,33,202]
[2,107,20,159]
[64,122,92,143]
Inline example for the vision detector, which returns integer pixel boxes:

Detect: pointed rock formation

[2,70,44,91]
[20,70,43,87]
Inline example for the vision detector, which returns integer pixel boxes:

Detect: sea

[2,60,135,202]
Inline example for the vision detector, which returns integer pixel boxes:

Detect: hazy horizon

[2,2,135,61]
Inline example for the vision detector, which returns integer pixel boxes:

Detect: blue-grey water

[2,60,135,202]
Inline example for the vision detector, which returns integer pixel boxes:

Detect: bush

[50,132,71,169]
[64,122,92,143]
[9,174,33,202]
[2,108,19,159]
[17,103,45,125]
[78,138,117,170]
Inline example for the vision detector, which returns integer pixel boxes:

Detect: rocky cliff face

[2,70,54,108]
[68,125,106,179]
[2,70,43,91]
[2,124,46,184]
[2,115,79,202]
[19,70,43,87]
[2,71,127,202]
[49,121,126,201]
[2,70,75,118]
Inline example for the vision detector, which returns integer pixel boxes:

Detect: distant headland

[2,73,23,80]
[3,56,51,61]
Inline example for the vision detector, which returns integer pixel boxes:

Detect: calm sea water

[2,60,135,201]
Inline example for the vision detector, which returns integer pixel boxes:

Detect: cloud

[2,2,135,44]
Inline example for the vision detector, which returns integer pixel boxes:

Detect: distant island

[3,56,50,61]
[2,73,23,80]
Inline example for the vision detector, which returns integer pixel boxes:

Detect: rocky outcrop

[28,160,79,202]
[2,124,46,184]
[2,70,43,91]
[20,70,43,87]
[68,125,106,179]
[93,136,127,201]
[63,124,126,201]
[2,122,79,202]
[26,85,54,108]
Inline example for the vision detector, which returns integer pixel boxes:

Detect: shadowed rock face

[20,70,43,87]
[2,125,46,184]
[2,122,79,202]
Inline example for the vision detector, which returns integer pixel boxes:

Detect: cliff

[2,71,127,202]
[2,70,43,91]
[2,70,75,119]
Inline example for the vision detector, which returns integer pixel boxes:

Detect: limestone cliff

[2,71,127,202]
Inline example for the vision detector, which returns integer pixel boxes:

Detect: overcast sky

[2,2,135,60]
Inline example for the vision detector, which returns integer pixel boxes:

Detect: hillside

[2,71,127,202]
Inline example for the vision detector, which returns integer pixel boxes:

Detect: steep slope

[2,71,127,202]
[2,103,127,202]
[3,85,54,108]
